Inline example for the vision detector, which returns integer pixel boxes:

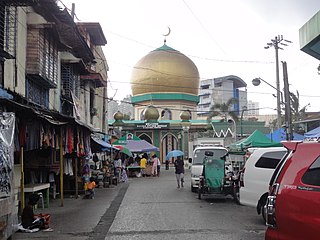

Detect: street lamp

[252,77,284,125]
[264,35,292,128]
[240,106,247,138]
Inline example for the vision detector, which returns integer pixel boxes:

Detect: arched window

[187,110,192,120]
[161,109,172,120]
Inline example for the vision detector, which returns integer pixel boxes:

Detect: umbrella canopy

[113,139,159,153]
[113,145,133,157]
[166,150,184,160]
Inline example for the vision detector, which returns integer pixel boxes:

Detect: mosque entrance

[161,133,178,164]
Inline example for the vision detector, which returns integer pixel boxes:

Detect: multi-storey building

[197,75,247,119]
[0,2,109,237]
[247,100,259,116]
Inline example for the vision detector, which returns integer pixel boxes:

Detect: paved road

[12,167,266,240]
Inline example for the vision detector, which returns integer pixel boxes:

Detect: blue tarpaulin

[91,137,117,153]
[0,88,13,99]
[266,128,304,142]
[304,126,320,139]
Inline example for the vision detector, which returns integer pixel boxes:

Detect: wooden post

[60,129,64,207]
[20,146,24,210]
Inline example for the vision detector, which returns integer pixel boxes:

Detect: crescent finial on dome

[163,26,171,45]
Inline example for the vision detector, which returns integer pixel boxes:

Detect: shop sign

[136,123,169,129]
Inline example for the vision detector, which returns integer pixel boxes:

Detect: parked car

[265,140,320,240]
[239,147,287,221]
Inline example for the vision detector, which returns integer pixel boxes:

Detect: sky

[59,0,320,115]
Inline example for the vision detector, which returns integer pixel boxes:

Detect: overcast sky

[59,0,320,114]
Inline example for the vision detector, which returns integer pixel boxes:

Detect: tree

[270,90,308,129]
[207,98,239,123]
[289,90,308,122]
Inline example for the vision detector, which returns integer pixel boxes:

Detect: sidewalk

[12,183,124,240]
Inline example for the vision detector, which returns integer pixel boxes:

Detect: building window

[0,58,3,87]
[161,109,172,120]
[26,27,58,87]
[61,64,80,99]
[26,78,49,108]
[0,5,17,59]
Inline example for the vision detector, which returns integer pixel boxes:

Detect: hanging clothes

[67,127,73,154]
[64,158,74,176]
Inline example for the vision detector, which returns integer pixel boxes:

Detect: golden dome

[143,105,159,121]
[131,44,199,96]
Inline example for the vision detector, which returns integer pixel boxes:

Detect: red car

[265,140,320,240]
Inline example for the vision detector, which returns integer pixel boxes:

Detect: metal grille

[40,29,58,84]
[61,64,80,99]
[26,78,49,108]
[0,5,17,58]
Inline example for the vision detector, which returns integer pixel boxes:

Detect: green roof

[153,44,178,52]
[131,93,199,104]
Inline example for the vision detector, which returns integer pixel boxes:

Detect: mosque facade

[109,41,269,165]
[109,41,227,163]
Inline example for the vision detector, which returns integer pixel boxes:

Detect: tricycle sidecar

[198,150,239,202]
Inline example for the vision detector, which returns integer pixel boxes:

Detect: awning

[0,88,13,100]
[91,137,117,153]
[114,139,159,153]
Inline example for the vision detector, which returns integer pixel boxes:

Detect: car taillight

[266,183,280,228]
[239,168,245,187]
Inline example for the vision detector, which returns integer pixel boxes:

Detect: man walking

[174,156,184,188]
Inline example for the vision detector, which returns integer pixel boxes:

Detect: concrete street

[12,167,266,240]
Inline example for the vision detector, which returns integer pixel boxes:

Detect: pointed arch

[137,133,152,144]
[160,132,179,164]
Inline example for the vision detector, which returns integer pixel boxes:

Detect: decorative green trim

[153,44,178,52]
[131,93,199,103]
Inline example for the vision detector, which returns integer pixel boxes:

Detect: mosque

[109,39,267,164]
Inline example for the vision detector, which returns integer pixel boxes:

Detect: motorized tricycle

[198,150,240,203]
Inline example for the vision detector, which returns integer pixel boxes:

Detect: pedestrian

[84,177,96,199]
[151,154,158,177]
[114,154,122,182]
[140,153,147,177]
[157,155,161,177]
[174,156,184,188]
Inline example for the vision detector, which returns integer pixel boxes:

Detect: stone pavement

[12,182,126,240]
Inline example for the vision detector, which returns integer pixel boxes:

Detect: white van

[239,147,287,220]
[190,145,229,192]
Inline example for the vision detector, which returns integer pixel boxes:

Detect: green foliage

[207,98,239,123]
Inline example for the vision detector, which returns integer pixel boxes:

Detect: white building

[197,75,247,119]
[247,100,259,116]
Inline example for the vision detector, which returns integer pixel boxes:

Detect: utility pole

[265,35,292,129]
[282,61,293,140]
